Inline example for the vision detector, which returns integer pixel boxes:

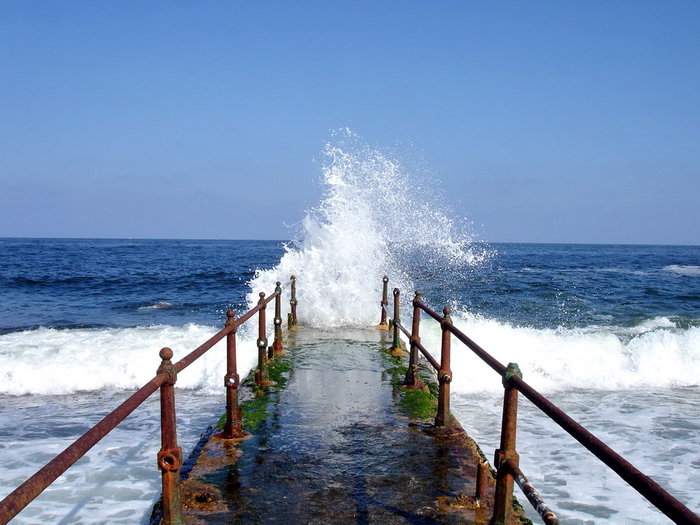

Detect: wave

[137,302,174,310]
[664,265,700,276]
[415,311,700,393]
[0,325,260,395]
[247,129,489,325]
[1,316,697,395]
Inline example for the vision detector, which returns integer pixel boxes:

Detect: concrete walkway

[177,328,524,524]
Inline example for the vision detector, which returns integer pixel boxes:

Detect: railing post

[255,292,270,386]
[272,281,284,356]
[476,461,489,501]
[490,362,522,525]
[288,275,298,329]
[403,291,424,388]
[156,347,184,525]
[435,307,453,428]
[223,311,247,439]
[379,275,389,327]
[389,288,403,354]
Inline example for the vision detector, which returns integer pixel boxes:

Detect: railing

[0,276,299,525]
[379,276,700,525]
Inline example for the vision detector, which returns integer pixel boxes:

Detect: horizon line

[1,236,698,248]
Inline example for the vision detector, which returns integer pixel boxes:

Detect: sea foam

[0,325,259,395]
[248,129,487,327]
[416,311,700,393]
[664,264,700,276]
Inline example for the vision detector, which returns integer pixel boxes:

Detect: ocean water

[1,135,699,523]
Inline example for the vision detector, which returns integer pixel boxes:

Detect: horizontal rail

[395,320,411,339]
[394,320,441,371]
[415,340,441,372]
[504,459,560,525]
[0,374,166,523]
[236,290,279,326]
[175,325,231,373]
[414,299,442,323]
[444,320,507,376]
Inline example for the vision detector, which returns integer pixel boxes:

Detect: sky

[1,1,698,244]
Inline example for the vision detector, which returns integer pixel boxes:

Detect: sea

[1,137,699,524]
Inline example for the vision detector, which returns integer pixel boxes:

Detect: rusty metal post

[389,288,403,353]
[272,281,283,356]
[288,275,298,329]
[476,461,489,501]
[435,307,453,428]
[255,292,269,386]
[157,347,184,525]
[379,275,389,327]
[490,362,522,525]
[403,291,423,387]
[223,311,246,439]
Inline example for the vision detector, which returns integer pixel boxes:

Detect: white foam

[137,302,173,310]
[663,265,700,276]
[0,325,260,395]
[248,129,488,327]
[414,311,700,393]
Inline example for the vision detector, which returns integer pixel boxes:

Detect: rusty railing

[0,277,298,525]
[379,276,700,525]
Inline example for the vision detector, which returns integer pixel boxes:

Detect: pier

[174,327,507,524]
[0,276,698,524]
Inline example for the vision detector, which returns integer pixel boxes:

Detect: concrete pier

[176,328,525,524]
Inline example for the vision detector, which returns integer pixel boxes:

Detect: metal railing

[379,276,700,525]
[0,277,299,525]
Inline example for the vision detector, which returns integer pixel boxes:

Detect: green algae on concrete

[214,355,293,433]
[379,342,440,421]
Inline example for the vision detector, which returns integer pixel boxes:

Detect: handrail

[504,459,559,525]
[421,300,506,375]
[379,277,700,525]
[0,277,296,525]
[394,319,440,372]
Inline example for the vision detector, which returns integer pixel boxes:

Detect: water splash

[248,130,489,327]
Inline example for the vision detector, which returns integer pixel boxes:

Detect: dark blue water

[415,243,700,330]
[0,238,286,334]
[1,239,698,334]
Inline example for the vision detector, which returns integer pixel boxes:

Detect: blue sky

[1,1,698,244]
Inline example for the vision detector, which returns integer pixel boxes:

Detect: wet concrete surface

[179,328,524,524]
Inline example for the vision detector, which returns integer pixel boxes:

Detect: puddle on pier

[179,328,513,524]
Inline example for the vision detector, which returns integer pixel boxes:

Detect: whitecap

[137,301,173,310]
[663,265,700,276]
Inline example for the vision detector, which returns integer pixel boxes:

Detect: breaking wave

[248,129,488,326]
